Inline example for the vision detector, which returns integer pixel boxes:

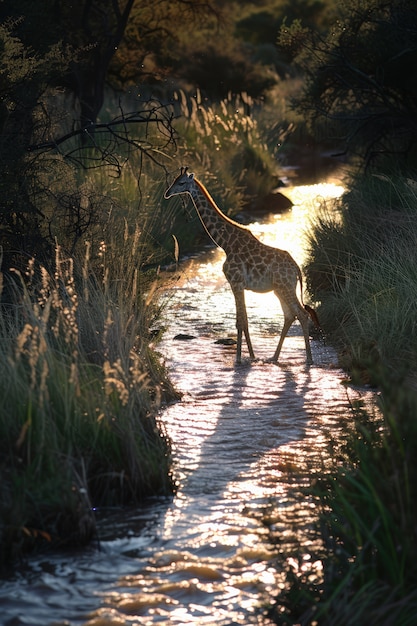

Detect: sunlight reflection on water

[84,181,354,625]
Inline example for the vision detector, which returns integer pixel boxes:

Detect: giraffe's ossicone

[164,167,321,365]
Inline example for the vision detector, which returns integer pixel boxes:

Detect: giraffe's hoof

[266,356,279,364]
[235,357,253,366]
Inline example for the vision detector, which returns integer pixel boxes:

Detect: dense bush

[0,200,178,566]
[279,0,417,170]
[177,42,277,100]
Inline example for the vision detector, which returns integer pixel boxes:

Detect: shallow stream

[0,182,372,626]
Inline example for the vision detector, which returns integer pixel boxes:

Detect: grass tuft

[270,373,417,625]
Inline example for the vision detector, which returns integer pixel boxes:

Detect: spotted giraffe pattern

[164,167,318,364]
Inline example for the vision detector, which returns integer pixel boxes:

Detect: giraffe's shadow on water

[158,336,314,551]
[186,364,310,492]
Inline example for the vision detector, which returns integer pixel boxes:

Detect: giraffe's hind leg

[271,295,295,362]
[272,296,313,364]
[271,312,295,363]
[297,304,313,364]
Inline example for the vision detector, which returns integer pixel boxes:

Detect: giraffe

[164,167,320,365]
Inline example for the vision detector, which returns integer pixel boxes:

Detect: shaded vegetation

[279,0,417,169]
[304,174,417,383]
[0,187,180,566]
[268,1,417,623]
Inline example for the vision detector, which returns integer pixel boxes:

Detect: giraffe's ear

[189,172,194,180]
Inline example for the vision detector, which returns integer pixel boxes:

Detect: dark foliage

[178,43,276,100]
[279,0,417,170]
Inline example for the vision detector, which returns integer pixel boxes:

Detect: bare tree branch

[27,100,178,175]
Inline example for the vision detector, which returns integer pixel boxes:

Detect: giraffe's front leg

[231,287,255,363]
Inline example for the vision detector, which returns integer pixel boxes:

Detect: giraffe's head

[164,166,195,199]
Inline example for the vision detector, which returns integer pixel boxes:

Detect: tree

[0,0,223,270]
[0,20,72,265]
[109,0,220,91]
[278,0,417,169]
[0,16,177,271]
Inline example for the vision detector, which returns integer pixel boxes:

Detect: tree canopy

[279,0,417,169]
[0,0,219,266]
[2,0,417,269]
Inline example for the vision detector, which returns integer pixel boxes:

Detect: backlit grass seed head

[39,266,51,308]
[28,327,47,392]
[83,241,91,303]
[52,249,79,349]
[131,223,141,255]
[25,257,35,283]
[98,240,106,260]
[129,349,149,387]
[69,362,80,396]
[103,358,129,406]
[103,309,113,360]
[16,323,34,359]
[15,321,49,400]
[38,354,49,405]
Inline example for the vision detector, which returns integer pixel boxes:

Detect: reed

[167,89,282,214]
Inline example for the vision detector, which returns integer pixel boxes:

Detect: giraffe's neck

[189,178,249,252]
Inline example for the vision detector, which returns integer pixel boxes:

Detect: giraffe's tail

[304,304,322,332]
[298,267,324,338]
[303,304,324,339]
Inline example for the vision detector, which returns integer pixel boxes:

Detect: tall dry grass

[171,88,282,211]
[0,202,177,565]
